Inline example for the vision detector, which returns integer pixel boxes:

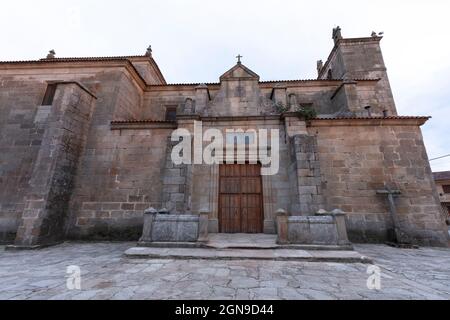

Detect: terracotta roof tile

[433,171,450,181]
[110,120,176,124]
[0,56,377,87]
[0,55,147,64]
[148,78,379,87]
[111,116,429,124]
[312,116,431,120]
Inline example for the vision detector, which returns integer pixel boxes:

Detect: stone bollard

[276,209,289,245]
[198,210,210,243]
[139,207,158,243]
[331,209,350,245]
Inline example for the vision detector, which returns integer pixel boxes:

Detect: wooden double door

[219,164,264,233]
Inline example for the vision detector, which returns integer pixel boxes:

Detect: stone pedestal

[139,208,158,242]
[331,210,350,246]
[276,209,289,245]
[139,208,204,244]
[276,209,351,246]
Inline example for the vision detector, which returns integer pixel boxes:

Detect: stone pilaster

[292,134,325,215]
[284,115,325,216]
[161,137,190,214]
[195,84,209,114]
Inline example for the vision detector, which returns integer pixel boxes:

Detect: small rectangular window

[42,84,57,106]
[165,106,177,121]
[443,185,450,194]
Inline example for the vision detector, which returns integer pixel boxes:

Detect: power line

[430,154,450,161]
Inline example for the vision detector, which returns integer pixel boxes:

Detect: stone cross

[377,187,405,243]
[236,54,243,64]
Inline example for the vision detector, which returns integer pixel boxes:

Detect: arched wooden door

[219,164,264,233]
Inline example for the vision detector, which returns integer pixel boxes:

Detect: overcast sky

[1,0,449,171]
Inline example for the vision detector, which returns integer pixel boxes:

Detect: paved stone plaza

[0,242,449,300]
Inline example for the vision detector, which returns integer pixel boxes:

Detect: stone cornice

[308,116,430,127]
[109,116,430,130]
[177,115,282,122]
[110,120,177,130]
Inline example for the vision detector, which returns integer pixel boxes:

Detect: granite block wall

[311,122,448,246]
[66,127,172,240]
[0,79,48,243]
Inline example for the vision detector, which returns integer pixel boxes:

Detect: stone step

[124,247,372,263]
[138,241,353,251]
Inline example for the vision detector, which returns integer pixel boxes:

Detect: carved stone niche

[180,98,194,115]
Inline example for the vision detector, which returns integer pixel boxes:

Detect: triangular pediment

[219,63,260,82]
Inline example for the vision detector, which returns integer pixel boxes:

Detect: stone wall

[129,58,165,85]
[311,119,449,246]
[0,79,48,243]
[66,126,172,240]
[0,60,167,243]
[111,72,143,121]
[142,87,198,121]
[319,37,397,116]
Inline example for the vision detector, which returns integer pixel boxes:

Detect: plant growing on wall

[274,102,290,114]
[274,102,317,120]
[295,105,317,120]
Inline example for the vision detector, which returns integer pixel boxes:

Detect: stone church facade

[0,28,448,248]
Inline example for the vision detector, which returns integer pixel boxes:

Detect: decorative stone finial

[145,45,152,57]
[236,54,243,64]
[332,26,342,43]
[371,31,384,38]
[46,50,56,59]
[316,60,323,74]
